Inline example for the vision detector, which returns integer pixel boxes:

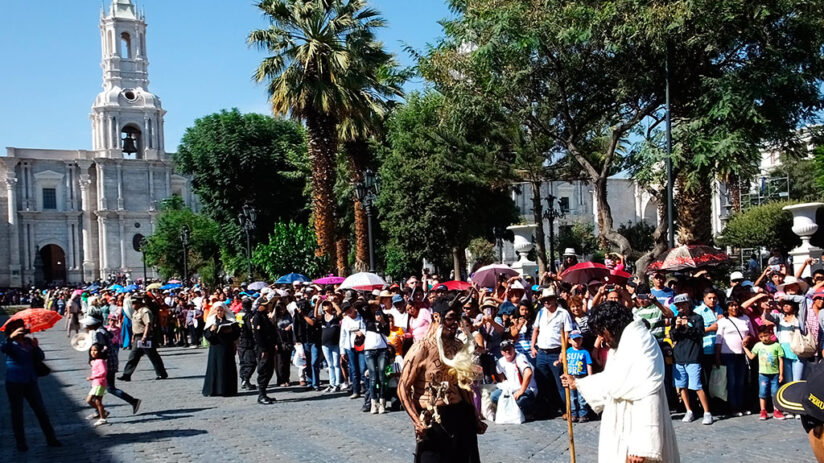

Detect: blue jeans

[758,373,779,399]
[321,344,341,387]
[345,349,366,394]
[569,387,588,418]
[722,353,747,412]
[535,350,566,413]
[364,348,389,401]
[490,388,536,415]
[303,342,322,388]
[783,357,805,383]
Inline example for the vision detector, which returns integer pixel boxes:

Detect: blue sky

[0,0,451,152]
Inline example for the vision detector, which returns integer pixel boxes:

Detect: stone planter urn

[783,202,824,277]
[507,224,538,278]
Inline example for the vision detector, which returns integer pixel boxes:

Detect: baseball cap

[435,284,448,292]
[510,281,524,290]
[730,271,745,281]
[391,294,404,305]
[569,330,582,340]
[775,362,824,433]
[673,293,690,304]
[813,291,824,300]
[500,340,515,350]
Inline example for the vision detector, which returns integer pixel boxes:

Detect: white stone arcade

[0,0,196,287]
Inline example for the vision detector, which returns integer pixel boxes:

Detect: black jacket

[238,310,256,350]
[670,313,705,365]
[252,311,279,351]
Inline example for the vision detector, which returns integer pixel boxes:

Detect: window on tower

[120,32,132,59]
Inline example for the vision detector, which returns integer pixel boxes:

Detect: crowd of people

[3,249,824,460]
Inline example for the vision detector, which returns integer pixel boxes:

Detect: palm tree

[249,0,386,257]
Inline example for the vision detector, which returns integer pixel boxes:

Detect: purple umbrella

[314,274,346,285]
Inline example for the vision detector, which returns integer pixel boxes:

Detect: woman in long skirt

[202,302,240,397]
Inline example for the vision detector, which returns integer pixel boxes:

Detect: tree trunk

[676,173,713,245]
[452,247,462,281]
[595,177,632,253]
[344,139,370,272]
[336,238,349,277]
[530,180,548,276]
[634,191,670,279]
[306,112,339,258]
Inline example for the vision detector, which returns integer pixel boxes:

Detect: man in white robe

[562,301,679,463]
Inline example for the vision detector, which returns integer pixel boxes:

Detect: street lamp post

[543,193,566,273]
[180,225,190,285]
[238,203,257,279]
[139,237,147,287]
[354,169,381,273]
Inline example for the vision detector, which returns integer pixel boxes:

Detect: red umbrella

[561,262,611,286]
[439,280,472,291]
[1,309,62,333]
[607,269,633,285]
[645,244,730,273]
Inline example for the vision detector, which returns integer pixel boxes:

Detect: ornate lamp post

[237,203,257,278]
[354,169,381,273]
[543,193,566,272]
[180,225,190,284]
[138,236,148,286]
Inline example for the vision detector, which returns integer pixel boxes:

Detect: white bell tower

[91,0,165,160]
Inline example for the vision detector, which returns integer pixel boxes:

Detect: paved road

[0,322,814,462]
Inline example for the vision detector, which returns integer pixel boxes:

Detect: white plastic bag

[708,365,727,401]
[494,392,525,425]
[292,342,306,368]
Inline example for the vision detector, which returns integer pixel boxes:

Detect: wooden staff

[561,332,577,463]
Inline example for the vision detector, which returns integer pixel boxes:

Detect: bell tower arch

[91,0,165,160]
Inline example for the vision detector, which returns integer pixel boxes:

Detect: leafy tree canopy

[252,221,331,280]
[717,201,800,252]
[378,92,518,277]
[174,109,308,245]
[142,196,222,280]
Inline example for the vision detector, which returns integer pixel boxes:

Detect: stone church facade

[0,0,195,287]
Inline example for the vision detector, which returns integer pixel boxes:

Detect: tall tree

[379,92,517,278]
[249,0,387,257]
[175,109,308,246]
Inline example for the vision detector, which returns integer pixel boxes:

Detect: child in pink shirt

[86,343,109,426]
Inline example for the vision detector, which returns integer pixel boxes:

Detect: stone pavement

[0,322,814,462]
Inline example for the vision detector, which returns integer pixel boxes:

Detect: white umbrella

[471,264,519,288]
[339,272,387,291]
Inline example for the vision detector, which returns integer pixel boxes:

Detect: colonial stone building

[0,0,195,287]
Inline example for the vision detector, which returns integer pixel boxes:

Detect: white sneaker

[370,401,379,414]
[323,386,334,393]
[378,399,386,414]
[682,410,694,422]
[93,418,108,427]
[86,413,100,420]
[795,414,802,420]
[702,412,714,425]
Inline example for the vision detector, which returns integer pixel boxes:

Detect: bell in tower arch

[120,125,141,158]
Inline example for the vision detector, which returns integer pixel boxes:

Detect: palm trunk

[336,238,349,276]
[530,180,548,275]
[676,173,713,245]
[452,247,462,282]
[306,112,338,257]
[727,173,742,212]
[344,139,370,272]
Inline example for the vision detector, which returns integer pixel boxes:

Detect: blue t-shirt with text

[566,347,592,376]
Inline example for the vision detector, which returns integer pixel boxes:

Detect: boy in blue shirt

[556,330,592,422]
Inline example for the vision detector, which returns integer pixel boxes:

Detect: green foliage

[143,196,222,279]
[467,238,497,271]
[174,109,308,245]
[717,201,800,252]
[780,153,824,202]
[378,92,518,277]
[252,221,331,280]
[556,223,599,258]
[617,221,656,254]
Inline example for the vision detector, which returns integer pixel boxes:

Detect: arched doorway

[40,245,67,284]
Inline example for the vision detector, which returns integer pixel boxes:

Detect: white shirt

[385,307,409,332]
[534,306,573,349]
[339,315,365,351]
[496,353,537,394]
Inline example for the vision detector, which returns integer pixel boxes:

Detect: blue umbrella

[108,284,124,291]
[117,284,139,293]
[275,273,310,285]
[160,283,182,290]
[85,284,100,291]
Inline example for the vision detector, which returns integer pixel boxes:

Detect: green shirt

[751,341,784,375]
[633,305,665,339]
